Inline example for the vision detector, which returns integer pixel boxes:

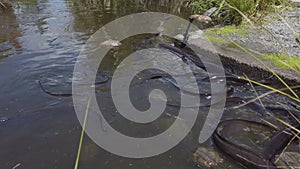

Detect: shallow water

[0,0,299,169]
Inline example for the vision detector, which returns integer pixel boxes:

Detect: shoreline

[176,29,300,84]
[182,5,300,84]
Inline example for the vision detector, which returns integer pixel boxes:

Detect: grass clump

[205,36,227,44]
[190,0,290,25]
[205,24,248,36]
[204,24,248,44]
[190,0,220,13]
[261,54,300,72]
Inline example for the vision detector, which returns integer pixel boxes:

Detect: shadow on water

[0,0,299,169]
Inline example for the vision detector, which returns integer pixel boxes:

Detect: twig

[233,74,300,109]
[232,80,300,110]
[273,101,300,124]
[261,119,279,130]
[270,114,300,135]
[12,163,21,169]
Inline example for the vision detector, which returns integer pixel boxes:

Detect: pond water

[0,0,299,169]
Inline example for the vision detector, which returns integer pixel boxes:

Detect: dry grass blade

[261,26,288,54]
[278,14,300,42]
[74,97,91,169]
[272,114,300,133]
[277,59,300,73]
[0,1,6,8]
[244,73,265,108]
[232,75,300,103]
[215,0,226,16]
[288,110,300,124]
[230,40,299,99]
[224,2,254,27]
[233,85,300,110]
[261,119,279,129]
[274,101,300,124]
[274,132,299,164]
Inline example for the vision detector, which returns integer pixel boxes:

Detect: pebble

[193,147,224,168]
[101,40,121,47]
[190,15,213,24]
[291,0,300,7]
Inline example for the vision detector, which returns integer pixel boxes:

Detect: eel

[39,75,109,97]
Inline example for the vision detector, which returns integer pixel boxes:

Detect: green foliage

[226,0,256,16]
[224,0,256,24]
[204,25,247,44]
[261,53,300,71]
[190,0,290,25]
[205,24,248,36]
[206,36,226,44]
[190,0,220,13]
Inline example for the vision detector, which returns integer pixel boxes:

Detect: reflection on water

[0,0,299,169]
[71,0,192,35]
[0,8,22,59]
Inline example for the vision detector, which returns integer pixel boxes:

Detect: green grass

[204,24,248,44]
[190,0,290,25]
[261,54,300,71]
[205,36,227,44]
[190,0,219,13]
[74,97,91,169]
[205,24,248,36]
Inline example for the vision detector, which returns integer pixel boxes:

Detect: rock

[190,15,213,24]
[193,147,224,168]
[204,7,218,17]
[291,0,300,7]
[174,34,184,41]
[101,40,121,47]
[175,30,216,52]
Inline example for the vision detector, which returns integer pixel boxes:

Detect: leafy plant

[190,0,290,25]
[190,0,220,13]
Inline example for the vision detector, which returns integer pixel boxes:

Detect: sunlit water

[0,0,299,169]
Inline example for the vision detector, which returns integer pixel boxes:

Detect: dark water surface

[0,0,299,169]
